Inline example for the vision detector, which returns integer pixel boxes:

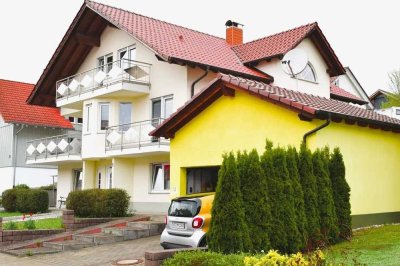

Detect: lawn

[0,211,22,217]
[2,218,63,230]
[325,224,400,265]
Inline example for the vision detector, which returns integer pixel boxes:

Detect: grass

[0,211,22,217]
[2,218,63,230]
[325,224,400,265]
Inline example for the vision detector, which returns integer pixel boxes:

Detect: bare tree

[383,70,400,107]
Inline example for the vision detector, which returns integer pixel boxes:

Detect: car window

[168,200,200,217]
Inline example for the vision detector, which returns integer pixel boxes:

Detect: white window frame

[295,62,318,83]
[119,102,132,130]
[118,45,136,61]
[97,53,114,73]
[106,166,113,189]
[97,170,102,189]
[85,104,92,133]
[98,103,110,131]
[150,163,170,193]
[151,95,174,120]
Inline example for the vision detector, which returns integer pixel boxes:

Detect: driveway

[0,235,162,266]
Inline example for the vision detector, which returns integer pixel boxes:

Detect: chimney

[225,20,243,46]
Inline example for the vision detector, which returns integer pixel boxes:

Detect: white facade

[376,107,400,119]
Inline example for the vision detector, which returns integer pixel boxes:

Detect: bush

[23,219,36,229]
[66,189,130,218]
[237,149,271,252]
[16,189,49,213]
[162,250,326,266]
[208,152,251,253]
[329,148,352,240]
[2,189,18,212]
[15,184,30,189]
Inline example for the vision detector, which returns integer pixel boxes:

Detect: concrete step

[102,226,151,240]
[127,221,165,235]
[4,247,61,257]
[43,240,95,251]
[73,232,124,245]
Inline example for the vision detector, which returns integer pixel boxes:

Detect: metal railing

[56,59,151,100]
[105,118,169,151]
[26,132,82,161]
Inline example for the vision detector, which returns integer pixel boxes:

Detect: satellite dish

[281,49,308,76]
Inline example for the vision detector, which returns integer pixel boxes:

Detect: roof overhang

[330,93,368,105]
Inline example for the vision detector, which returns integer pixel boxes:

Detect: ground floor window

[186,167,219,194]
[73,169,83,191]
[106,166,113,189]
[151,163,170,192]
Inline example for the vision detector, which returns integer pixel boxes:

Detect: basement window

[186,167,219,195]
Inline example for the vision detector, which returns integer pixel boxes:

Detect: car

[160,194,213,249]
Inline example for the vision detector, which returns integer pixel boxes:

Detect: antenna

[281,48,308,77]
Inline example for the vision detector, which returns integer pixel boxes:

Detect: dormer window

[296,63,317,83]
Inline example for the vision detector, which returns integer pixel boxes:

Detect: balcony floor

[104,143,170,158]
[26,155,82,165]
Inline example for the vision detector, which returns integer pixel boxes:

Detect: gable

[254,38,331,98]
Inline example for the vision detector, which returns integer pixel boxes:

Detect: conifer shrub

[270,146,301,253]
[313,149,339,245]
[208,152,252,253]
[329,148,352,240]
[298,143,321,249]
[286,146,307,250]
[237,149,271,252]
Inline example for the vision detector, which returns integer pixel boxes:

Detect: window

[106,166,113,189]
[151,95,174,121]
[97,171,102,189]
[118,45,136,69]
[68,117,83,124]
[77,117,83,124]
[186,167,219,194]
[296,63,317,83]
[396,109,400,115]
[151,163,170,192]
[73,169,83,191]
[98,53,113,73]
[85,104,92,132]
[99,103,110,130]
[119,103,132,131]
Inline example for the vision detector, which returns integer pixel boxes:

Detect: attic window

[296,63,317,83]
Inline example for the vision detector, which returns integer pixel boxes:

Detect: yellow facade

[169,90,400,216]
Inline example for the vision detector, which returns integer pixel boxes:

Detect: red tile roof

[330,84,367,104]
[232,23,316,63]
[151,74,400,137]
[0,79,73,128]
[86,1,270,81]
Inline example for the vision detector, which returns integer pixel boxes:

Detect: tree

[313,149,339,245]
[382,69,400,108]
[208,152,252,253]
[237,149,271,252]
[298,143,320,249]
[286,146,307,250]
[271,147,301,253]
[261,141,287,252]
[329,148,352,240]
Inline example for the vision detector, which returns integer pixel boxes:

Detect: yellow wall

[169,90,400,216]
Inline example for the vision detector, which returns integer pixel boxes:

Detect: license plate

[170,221,185,230]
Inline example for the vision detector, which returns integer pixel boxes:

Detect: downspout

[303,113,331,146]
[191,67,209,97]
[13,124,25,188]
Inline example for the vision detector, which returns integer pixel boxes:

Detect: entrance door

[73,169,83,191]
[106,166,113,189]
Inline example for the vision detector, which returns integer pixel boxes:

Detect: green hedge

[66,189,130,218]
[2,188,48,213]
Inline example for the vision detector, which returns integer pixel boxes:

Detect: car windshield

[168,199,200,217]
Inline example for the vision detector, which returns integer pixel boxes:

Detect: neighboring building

[0,79,73,193]
[151,73,400,228]
[330,67,373,109]
[369,89,400,119]
[25,1,397,215]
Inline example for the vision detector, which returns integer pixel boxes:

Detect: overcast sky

[1,0,399,95]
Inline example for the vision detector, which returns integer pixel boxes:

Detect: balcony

[26,133,82,165]
[56,59,151,108]
[105,119,169,157]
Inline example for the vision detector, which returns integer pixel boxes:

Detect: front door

[106,166,113,189]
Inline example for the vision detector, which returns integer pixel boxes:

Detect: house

[330,67,373,109]
[369,89,400,119]
[0,79,73,193]
[26,1,398,218]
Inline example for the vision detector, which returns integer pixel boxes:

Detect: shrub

[329,148,352,240]
[16,189,49,213]
[66,189,130,218]
[237,149,271,252]
[4,221,17,230]
[2,189,18,212]
[208,152,251,253]
[298,143,320,249]
[23,219,36,230]
[163,251,245,266]
[286,146,307,250]
[244,249,325,266]
[15,184,30,189]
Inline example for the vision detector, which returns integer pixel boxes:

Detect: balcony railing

[56,59,151,100]
[26,133,82,161]
[105,119,169,152]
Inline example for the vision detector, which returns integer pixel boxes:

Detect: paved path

[0,235,162,266]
